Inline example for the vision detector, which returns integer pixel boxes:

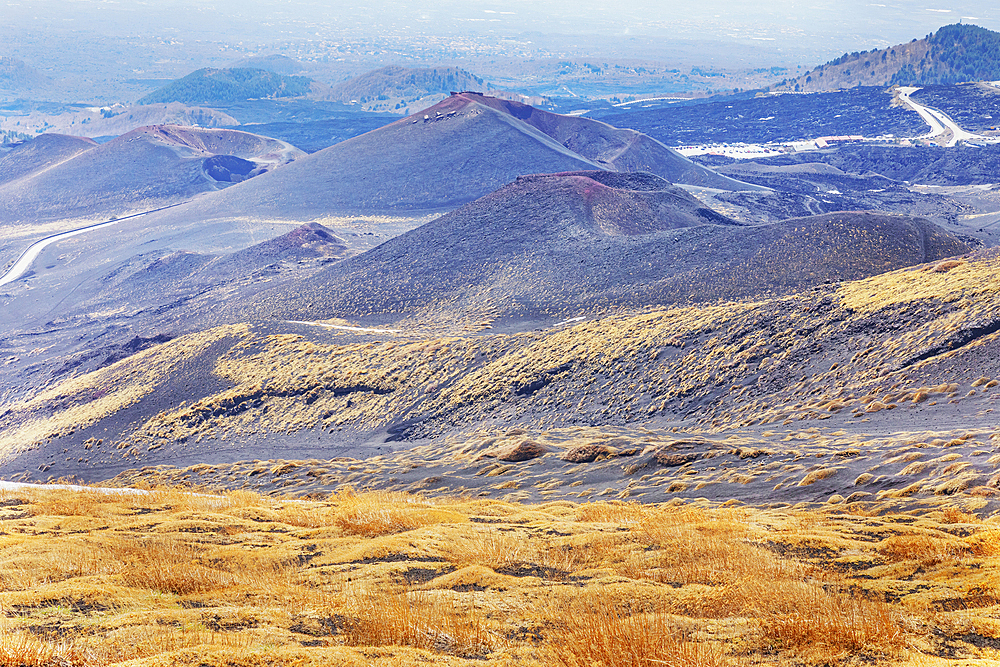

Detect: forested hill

[900,23,1000,85]
[772,23,1000,92]
[0,56,49,91]
[139,68,314,105]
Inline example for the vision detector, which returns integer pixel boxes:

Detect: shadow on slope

[0,222,350,409]
[2,242,993,487]
[82,222,351,322]
[465,92,761,191]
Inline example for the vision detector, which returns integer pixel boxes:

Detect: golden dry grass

[543,592,731,667]
[0,325,248,459]
[3,487,1000,665]
[340,587,500,657]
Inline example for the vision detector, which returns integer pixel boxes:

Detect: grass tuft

[341,587,501,658]
[544,592,733,667]
[762,586,907,660]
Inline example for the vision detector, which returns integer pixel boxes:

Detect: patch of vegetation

[327,66,484,106]
[0,129,30,146]
[5,241,997,481]
[773,23,1000,93]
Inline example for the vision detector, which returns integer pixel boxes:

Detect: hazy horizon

[3,0,1000,103]
[6,1,1000,64]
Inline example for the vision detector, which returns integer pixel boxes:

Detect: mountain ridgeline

[2,62,999,546]
[126,92,758,238]
[773,23,1000,92]
[0,125,304,233]
[322,66,485,107]
[139,68,315,105]
[236,172,969,323]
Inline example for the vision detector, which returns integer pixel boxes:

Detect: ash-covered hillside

[238,172,967,323]
[0,243,991,491]
[0,125,302,225]
[130,92,755,236]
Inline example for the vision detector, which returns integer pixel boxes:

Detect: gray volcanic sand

[0,218,409,406]
[1,235,992,488]
[0,133,97,187]
[2,97,999,512]
[234,173,970,324]
[105,416,1000,516]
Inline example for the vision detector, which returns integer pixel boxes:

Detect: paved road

[612,96,690,108]
[897,87,995,147]
[0,203,184,288]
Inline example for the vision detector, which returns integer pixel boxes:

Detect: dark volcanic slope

[80,222,351,318]
[2,244,994,485]
[466,93,758,191]
[590,88,924,146]
[241,172,968,322]
[0,134,97,187]
[708,143,1000,187]
[125,95,604,226]
[129,93,756,232]
[0,125,303,226]
[0,221,353,407]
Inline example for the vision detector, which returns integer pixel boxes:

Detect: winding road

[896,87,994,147]
[0,203,184,288]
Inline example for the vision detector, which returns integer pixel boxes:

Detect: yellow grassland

[837,255,1000,314]
[3,487,1000,665]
